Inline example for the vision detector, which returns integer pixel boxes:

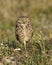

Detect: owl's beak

[21,24,27,26]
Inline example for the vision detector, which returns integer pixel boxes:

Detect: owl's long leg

[24,40,26,50]
[24,40,27,57]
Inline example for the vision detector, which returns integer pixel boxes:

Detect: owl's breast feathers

[15,16,33,43]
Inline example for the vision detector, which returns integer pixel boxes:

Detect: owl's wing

[15,20,20,41]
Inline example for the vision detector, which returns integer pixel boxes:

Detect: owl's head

[16,16,31,25]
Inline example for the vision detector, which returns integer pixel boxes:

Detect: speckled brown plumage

[15,16,33,51]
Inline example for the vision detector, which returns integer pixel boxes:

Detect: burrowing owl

[15,16,33,50]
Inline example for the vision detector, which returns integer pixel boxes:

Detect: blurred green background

[0,0,52,65]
